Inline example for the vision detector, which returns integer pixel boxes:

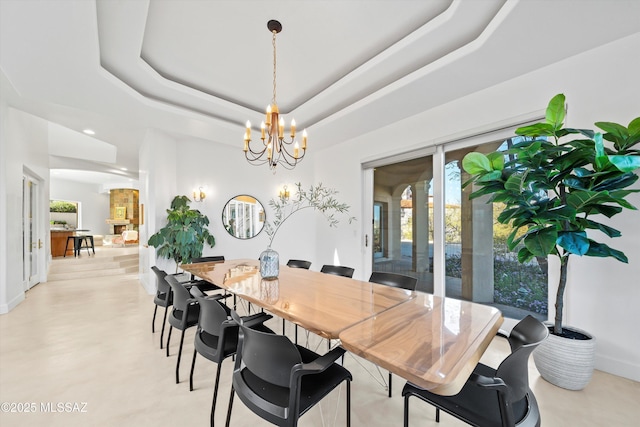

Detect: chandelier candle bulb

[302,130,307,149]
[261,122,266,140]
[245,121,251,140]
[290,119,296,138]
[267,143,272,159]
[294,141,299,158]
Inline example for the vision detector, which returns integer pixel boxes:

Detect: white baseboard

[596,354,640,382]
[0,292,25,314]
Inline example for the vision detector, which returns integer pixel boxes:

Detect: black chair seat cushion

[235,344,351,420]
[404,363,530,427]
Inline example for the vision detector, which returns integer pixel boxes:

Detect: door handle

[38,239,43,249]
[365,234,368,247]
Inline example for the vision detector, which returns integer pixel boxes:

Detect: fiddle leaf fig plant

[148,195,216,273]
[265,182,355,247]
[462,94,639,336]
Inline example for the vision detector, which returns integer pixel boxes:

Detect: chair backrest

[320,264,355,278]
[165,274,192,312]
[496,315,549,402]
[232,311,302,388]
[287,259,312,269]
[191,288,232,338]
[191,255,225,263]
[369,271,417,291]
[190,256,225,280]
[151,266,170,296]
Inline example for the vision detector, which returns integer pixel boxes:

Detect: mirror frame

[221,194,265,240]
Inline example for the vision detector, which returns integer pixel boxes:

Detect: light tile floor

[0,247,638,426]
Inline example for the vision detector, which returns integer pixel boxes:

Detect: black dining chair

[151,266,173,350]
[188,255,226,293]
[369,271,418,398]
[287,259,312,269]
[402,315,548,427]
[189,287,273,426]
[320,264,355,278]
[224,310,352,427]
[165,274,203,384]
[319,264,355,350]
[283,259,312,340]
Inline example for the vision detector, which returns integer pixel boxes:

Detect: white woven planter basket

[533,324,596,391]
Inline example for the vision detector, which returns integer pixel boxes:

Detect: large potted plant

[148,195,216,273]
[462,94,639,390]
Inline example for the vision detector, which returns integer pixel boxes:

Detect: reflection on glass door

[373,202,386,259]
[372,155,434,292]
[445,141,548,321]
[23,174,41,289]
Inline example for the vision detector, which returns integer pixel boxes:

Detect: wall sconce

[193,187,206,202]
[279,185,290,201]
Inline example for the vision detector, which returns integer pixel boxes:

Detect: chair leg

[176,329,186,384]
[404,395,410,427]
[166,326,173,357]
[224,387,235,427]
[152,305,158,333]
[282,318,286,335]
[346,380,351,427]
[436,407,440,423]
[160,306,169,349]
[189,349,197,391]
[211,363,223,426]
[388,371,393,398]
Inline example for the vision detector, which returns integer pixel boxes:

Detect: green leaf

[594,133,608,170]
[515,123,555,137]
[585,241,628,263]
[524,227,558,257]
[487,152,505,170]
[546,93,566,129]
[462,152,492,175]
[580,218,621,238]
[608,155,640,173]
[628,117,640,134]
[517,247,535,264]
[557,231,589,256]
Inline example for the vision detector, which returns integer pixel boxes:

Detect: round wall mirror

[222,195,265,239]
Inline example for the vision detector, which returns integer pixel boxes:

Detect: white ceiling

[2,0,640,184]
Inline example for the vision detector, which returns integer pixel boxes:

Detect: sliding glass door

[369,135,547,321]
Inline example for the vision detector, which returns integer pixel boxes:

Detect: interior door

[23,174,41,290]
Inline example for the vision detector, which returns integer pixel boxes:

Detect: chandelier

[243,20,307,171]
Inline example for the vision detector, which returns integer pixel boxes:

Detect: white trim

[0,292,25,314]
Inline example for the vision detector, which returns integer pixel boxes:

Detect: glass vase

[260,247,279,280]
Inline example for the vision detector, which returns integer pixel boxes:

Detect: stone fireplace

[106,189,139,234]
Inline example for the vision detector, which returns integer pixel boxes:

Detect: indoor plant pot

[532,323,596,390]
[462,94,639,390]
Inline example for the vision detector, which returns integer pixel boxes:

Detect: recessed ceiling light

[83,129,95,135]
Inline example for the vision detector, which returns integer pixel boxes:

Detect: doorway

[23,171,44,290]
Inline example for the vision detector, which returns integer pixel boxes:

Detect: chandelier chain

[272,30,277,105]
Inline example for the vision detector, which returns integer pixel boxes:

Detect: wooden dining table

[180,259,503,395]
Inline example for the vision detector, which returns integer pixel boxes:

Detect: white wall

[49,178,110,236]
[0,107,50,313]
[140,134,316,290]
[311,33,640,381]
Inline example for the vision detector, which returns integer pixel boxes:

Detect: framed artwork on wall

[115,207,126,220]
